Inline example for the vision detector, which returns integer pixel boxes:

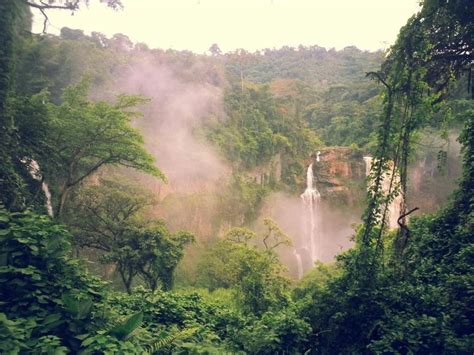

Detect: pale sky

[32,0,421,53]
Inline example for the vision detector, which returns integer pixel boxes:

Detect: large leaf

[39,313,64,333]
[108,311,143,340]
[61,293,92,320]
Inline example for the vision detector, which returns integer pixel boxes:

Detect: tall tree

[134,226,194,292]
[0,1,30,210]
[303,1,474,352]
[42,80,164,217]
[0,0,123,211]
[69,177,193,293]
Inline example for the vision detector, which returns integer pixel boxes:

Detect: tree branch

[68,157,112,187]
[24,0,80,10]
[39,7,48,33]
[366,71,391,92]
[397,207,419,231]
[24,0,80,33]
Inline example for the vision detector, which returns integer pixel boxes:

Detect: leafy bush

[234,307,311,354]
[0,207,145,353]
[197,226,291,315]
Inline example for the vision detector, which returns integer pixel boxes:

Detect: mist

[114,55,229,195]
[257,191,360,276]
[102,49,462,277]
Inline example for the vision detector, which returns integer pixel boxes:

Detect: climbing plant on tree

[303,1,473,352]
[360,0,473,271]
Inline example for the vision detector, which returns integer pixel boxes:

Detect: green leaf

[39,313,64,333]
[42,313,62,325]
[109,311,143,340]
[62,293,92,319]
[81,335,98,347]
[75,333,90,341]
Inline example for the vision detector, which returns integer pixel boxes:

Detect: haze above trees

[0,0,472,353]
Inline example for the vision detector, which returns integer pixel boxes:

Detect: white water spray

[363,156,372,177]
[24,159,54,217]
[300,162,321,263]
[42,183,53,218]
[293,249,303,279]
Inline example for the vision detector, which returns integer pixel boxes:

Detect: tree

[260,218,291,251]
[198,224,290,315]
[0,0,125,211]
[299,1,474,352]
[66,176,154,250]
[66,176,153,293]
[0,1,32,210]
[94,223,193,294]
[24,0,122,32]
[68,177,193,293]
[208,43,222,56]
[208,85,322,189]
[134,225,194,291]
[42,80,164,217]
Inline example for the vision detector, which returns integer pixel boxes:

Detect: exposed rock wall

[301,148,368,216]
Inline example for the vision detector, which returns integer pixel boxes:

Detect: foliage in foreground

[67,176,194,293]
[295,115,474,354]
[0,206,312,353]
[0,206,146,353]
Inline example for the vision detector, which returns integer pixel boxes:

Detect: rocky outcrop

[309,147,366,196]
[306,144,462,214]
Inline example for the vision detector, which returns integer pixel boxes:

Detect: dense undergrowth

[0,206,314,353]
[0,0,473,353]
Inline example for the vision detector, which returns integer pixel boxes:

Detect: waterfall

[293,249,303,279]
[24,159,54,217]
[42,183,54,217]
[363,156,401,229]
[299,162,321,263]
[363,156,372,177]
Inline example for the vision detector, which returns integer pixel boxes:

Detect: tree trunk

[162,270,173,291]
[118,265,133,294]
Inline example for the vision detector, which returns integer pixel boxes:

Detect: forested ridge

[0,0,473,353]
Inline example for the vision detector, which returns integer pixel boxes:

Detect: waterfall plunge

[24,159,54,217]
[300,163,321,261]
[292,159,322,278]
[293,249,304,279]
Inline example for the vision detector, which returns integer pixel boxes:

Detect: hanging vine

[355,0,474,277]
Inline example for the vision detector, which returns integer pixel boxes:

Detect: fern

[146,327,199,354]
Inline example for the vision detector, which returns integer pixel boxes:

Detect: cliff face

[312,147,366,206]
[320,148,365,177]
[308,144,462,217]
[280,147,369,264]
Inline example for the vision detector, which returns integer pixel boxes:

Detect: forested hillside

[0,0,472,353]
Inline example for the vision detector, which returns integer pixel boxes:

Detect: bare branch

[39,7,48,33]
[24,0,79,10]
[397,207,419,230]
[366,71,391,91]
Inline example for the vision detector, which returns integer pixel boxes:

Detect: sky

[32,0,421,54]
